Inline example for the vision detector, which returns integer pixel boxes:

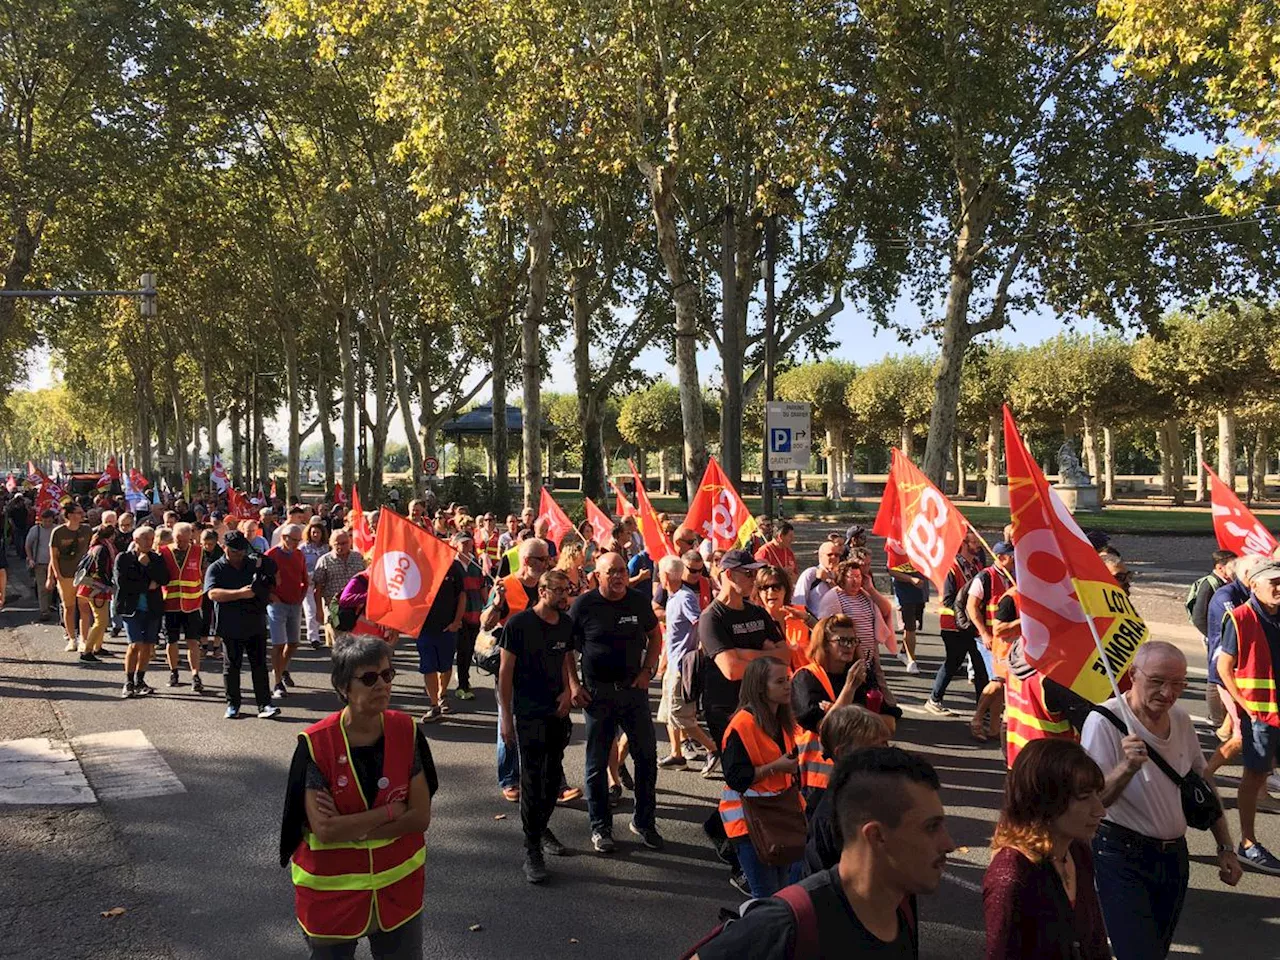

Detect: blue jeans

[1092,824,1189,960]
[735,839,802,898]
[497,700,520,789]
[583,683,657,835]
[930,629,988,704]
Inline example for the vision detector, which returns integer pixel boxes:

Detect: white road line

[0,737,96,804]
[71,729,185,802]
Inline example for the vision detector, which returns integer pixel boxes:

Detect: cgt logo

[380,551,422,601]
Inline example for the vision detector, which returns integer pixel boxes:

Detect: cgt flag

[97,456,121,490]
[349,485,376,557]
[366,508,455,635]
[1004,405,1147,703]
[334,481,345,506]
[582,496,614,549]
[1204,463,1278,557]
[628,461,675,560]
[129,467,151,490]
[537,487,575,546]
[612,480,638,519]
[871,448,968,595]
[684,456,758,551]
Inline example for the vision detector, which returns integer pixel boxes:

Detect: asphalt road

[3,528,1279,960]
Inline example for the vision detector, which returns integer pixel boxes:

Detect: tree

[617,381,716,496]
[845,356,935,458]
[776,361,859,498]
[956,344,1025,502]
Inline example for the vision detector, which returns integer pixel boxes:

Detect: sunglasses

[759,582,785,591]
[355,667,396,687]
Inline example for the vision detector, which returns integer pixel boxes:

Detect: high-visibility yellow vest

[1226,603,1280,728]
[719,709,800,839]
[161,545,203,613]
[794,663,835,793]
[1005,672,1075,768]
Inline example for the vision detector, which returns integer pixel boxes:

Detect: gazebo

[439,404,556,482]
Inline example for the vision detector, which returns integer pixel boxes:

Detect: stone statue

[1056,441,1092,487]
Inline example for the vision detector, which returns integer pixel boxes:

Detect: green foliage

[845,355,935,447]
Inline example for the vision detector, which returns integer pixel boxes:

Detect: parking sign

[765,402,811,471]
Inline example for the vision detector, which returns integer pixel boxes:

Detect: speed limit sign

[423,456,439,477]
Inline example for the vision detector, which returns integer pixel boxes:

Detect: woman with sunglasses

[755,565,815,672]
[279,636,438,959]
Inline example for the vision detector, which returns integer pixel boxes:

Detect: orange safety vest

[498,574,534,625]
[794,662,835,793]
[291,710,425,939]
[780,607,812,672]
[1005,672,1075,768]
[938,556,978,631]
[718,709,800,839]
[1226,602,1280,728]
[161,544,203,613]
[980,566,1011,631]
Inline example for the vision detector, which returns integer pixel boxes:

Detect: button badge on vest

[337,776,348,788]
[377,777,390,789]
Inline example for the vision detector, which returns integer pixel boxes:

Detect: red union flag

[583,496,614,548]
[684,456,758,550]
[1204,463,1278,557]
[129,467,151,490]
[366,508,455,635]
[612,480,637,519]
[227,487,256,520]
[871,448,967,594]
[1004,406,1147,703]
[210,457,229,493]
[97,456,120,490]
[349,485,376,557]
[629,461,674,560]
[333,481,345,506]
[537,487,575,546]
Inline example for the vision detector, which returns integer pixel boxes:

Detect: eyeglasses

[528,554,550,564]
[829,636,857,648]
[759,583,785,592]
[355,667,396,687]
[1134,668,1186,692]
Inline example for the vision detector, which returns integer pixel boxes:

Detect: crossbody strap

[1093,705,1184,786]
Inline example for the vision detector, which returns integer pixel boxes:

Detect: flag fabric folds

[582,497,614,549]
[1204,463,1278,557]
[628,461,674,561]
[210,457,230,494]
[366,508,456,636]
[683,456,758,551]
[334,481,345,506]
[871,448,968,594]
[129,467,151,490]
[349,485,376,558]
[537,487,575,547]
[612,480,637,519]
[1004,405,1147,703]
[97,456,121,490]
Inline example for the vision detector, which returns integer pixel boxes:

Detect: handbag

[740,783,808,866]
[1094,706,1223,830]
[472,627,502,675]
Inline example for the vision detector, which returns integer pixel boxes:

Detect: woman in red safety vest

[279,636,437,958]
[719,657,806,898]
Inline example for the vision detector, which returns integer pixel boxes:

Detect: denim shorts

[123,613,163,646]
[267,602,302,647]
[416,630,457,674]
[1241,716,1280,772]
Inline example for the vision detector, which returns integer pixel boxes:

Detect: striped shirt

[816,588,878,660]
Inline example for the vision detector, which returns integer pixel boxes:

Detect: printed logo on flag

[379,551,422,602]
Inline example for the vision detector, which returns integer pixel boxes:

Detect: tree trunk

[135,373,153,479]
[642,158,707,501]
[369,341,391,503]
[900,423,913,459]
[1194,423,1207,502]
[1081,413,1099,484]
[1158,426,1174,497]
[280,322,302,504]
[229,404,241,489]
[825,431,839,499]
[922,266,974,485]
[572,266,607,501]
[253,391,268,494]
[1254,429,1269,500]
[318,355,336,496]
[984,412,1001,505]
[955,435,967,498]
[720,205,744,488]
[522,203,552,507]
[1163,418,1185,505]
[202,356,218,468]
[658,447,669,496]
[338,306,357,501]
[1218,410,1236,489]
[492,306,512,515]
[1103,426,1115,503]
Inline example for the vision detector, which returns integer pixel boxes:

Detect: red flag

[366,508,456,635]
[129,467,151,490]
[870,448,968,594]
[1005,406,1148,703]
[628,460,674,560]
[537,487,575,546]
[349,485,376,557]
[209,457,229,493]
[334,481,345,506]
[4,474,15,494]
[582,497,615,549]
[227,487,257,519]
[96,456,121,490]
[1204,463,1278,557]
[612,480,637,519]
[269,479,278,500]
[684,456,759,550]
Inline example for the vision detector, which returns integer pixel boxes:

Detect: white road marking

[0,737,96,804]
[71,729,185,801]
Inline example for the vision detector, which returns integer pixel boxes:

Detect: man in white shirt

[1081,641,1240,960]
[792,541,842,619]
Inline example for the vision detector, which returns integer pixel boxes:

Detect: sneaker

[1239,841,1280,875]
[523,848,549,884]
[439,701,453,715]
[1269,773,1280,795]
[608,784,623,807]
[192,674,204,694]
[95,647,114,657]
[134,682,155,697]
[658,754,688,769]
[168,670,180,687]
[65,637,78,652]
[121,682,135,699]
[557,785,583,803]
[225,706,240,719]
[924,699,953,716]
[906,660,920,675]
[629,823,665,850]
[541,829,568,856]
[501,786,521,802]
[309,639,322,650]
[618,762,634,791]
[258,704,282,720]
[1256,793,1280,815]
[420,706,443,724]
[728,869,752,897]
[78,652,100,663]
[109,627,122,638]
[272,683,287,700]
[456,688,476,701]
[701,753,722,779]
[897,650,909,666]
[282,671,296,688]
[712,836,734,865]
[591,832,616,854]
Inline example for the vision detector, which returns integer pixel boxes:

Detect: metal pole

[762,213,777,522]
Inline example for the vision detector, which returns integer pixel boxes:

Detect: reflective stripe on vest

[718,709,799,838]
[982,568,1010,630]
[1227,603,1280,728]
[291,846,426,892]
[795,663,835,792]
[1004,673,1075,768]
[161,545,203,613]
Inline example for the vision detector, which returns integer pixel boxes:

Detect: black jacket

[113,549,171,617]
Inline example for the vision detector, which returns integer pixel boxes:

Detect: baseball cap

[450,530,472,545]
[1250,558,1280,583]
[719,549,764,572]
[224,531,251,551]
[992,540,1015,556]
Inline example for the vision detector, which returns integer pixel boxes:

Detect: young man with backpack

[1188,549,1238,729]
[685,747,953,959]
[924,531,988,716]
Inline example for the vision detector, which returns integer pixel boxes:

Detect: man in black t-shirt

[416,556,466,725]
[499,569,575,883]
[568,550,663,854]
[692,748,953,960]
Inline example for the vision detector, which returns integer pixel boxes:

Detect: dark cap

[719,548,764,572]
[224,531,251,552]
[40,508,56,519]
[993,540,1015,556]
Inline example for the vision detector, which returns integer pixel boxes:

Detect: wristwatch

[1216,842,1235,855]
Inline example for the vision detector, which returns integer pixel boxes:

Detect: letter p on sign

[770,428,791,453]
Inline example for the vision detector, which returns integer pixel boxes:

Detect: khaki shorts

[657,664,698,730]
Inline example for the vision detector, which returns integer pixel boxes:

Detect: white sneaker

[1268,773,1280,795]
[257,705,281,719]
[906,660,920,675]
[65,637,78,652]
[897,651,909,666]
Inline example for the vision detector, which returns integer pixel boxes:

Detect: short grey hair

[330,635,394,703]
[658,555,685,579]
[279,522,303,541]
[132,526,154,543]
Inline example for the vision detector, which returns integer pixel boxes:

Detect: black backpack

[952,570,979,631]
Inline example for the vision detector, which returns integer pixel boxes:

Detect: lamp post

[761,214,778,522]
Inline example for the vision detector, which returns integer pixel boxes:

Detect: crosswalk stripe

[71,729,186,801]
